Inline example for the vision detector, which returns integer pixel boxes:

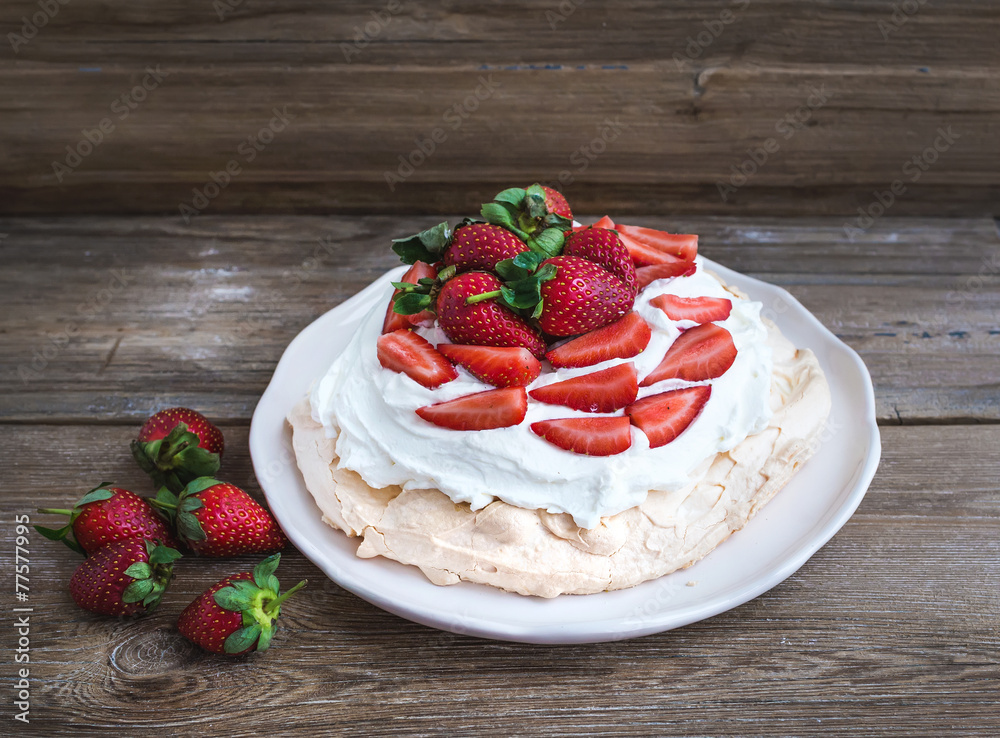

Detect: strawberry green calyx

[131,422,220,493]
[391,264,457,316]
[35,482,115,556]
[391,221,451,265]
[150,478,218,544]
[213,554,308,653]
[468,251,558,320]
[480,185,572,258]
[122,540,183,611]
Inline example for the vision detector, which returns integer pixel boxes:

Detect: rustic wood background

[2,0,999,735]
[2,1,999,215]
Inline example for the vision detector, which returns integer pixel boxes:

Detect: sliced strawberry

[382,261,437,334]
[530,417,632,457]
[438,344,541,388]
[650,294,732,323]
[416,387,527,431]
[571,215,616,231]
[529,363,637,413]
[626,385,711,448]
[377,329,457,389]
[640,323,738,386]
[546,312,651,369]
[615,223,698,264]
[636,262,698,291]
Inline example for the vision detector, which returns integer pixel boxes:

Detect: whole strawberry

[177,554,306,655]
[564,226,638,298]
[152,478,287,557]
[538,255,634,336]
[70,538,181,616]
[131,407,224,492]
[537,185,573,220]
[443,222,529,273]
[36,483,179,556]
[436,271,547,357]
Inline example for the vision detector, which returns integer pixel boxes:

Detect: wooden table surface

[1,214,998,736]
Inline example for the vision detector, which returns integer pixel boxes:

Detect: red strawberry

[416,387,527,431]
[538,185,573,220]
[131,407,224,492]
[615,223,698,265]
[546,312,651,369]
[177,554,306,655]
[377,329,458,389]
[626,385,712,448]
[443,223,529,273]
[383,261,437,333]
[36,484,179,556]
[436,272,546,358]
[640,323,738,387]
[563,226,638,298]
[437,344,541,388]
[636,262,698,290]
[529,363,638,413]
[530,417,632,456]
[650,294,733,323]
[572,215,615,231]
[152,479,288,557]
[538,255,634,336]
[69,538,181,616]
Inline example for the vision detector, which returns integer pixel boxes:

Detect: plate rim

[249,259,882,644]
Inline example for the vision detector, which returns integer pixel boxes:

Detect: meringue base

[287,320,830,598]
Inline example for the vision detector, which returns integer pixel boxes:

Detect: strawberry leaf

[256,624,276,652]
[253,554,281,588]
[527,227,565,258]
[148,544,183,565]
[391,222,450,265]
[480,202,517,229]
[224,624,262,654]
[215,586,254,612]
[75,484,114,508]
[124,562,152,579]
[177,511,206,542]
[34,524,70,542]
[392,292,433,315]
[492,187,527,207]
[123,578,154,603]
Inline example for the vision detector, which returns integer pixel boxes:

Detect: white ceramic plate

[250,259,881,644]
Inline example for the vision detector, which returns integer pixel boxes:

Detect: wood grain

[2,215,998,424]
[2,2,999,215]
[0,424,996,736]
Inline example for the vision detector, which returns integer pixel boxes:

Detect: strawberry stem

[263,580,307,614]
[146,499,177,511]
[37,508,73,516]
[465,290,502,305]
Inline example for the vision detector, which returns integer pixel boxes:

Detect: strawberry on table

[436,271,547,358]
[530,417,633,457]
[437,344,541,388]
[626,385,712,448]
[641,323,738,386]
[636,262,698,291]
[383,261,438,334]
[443,223,529,273]
[69,538,182,616]
[546,312,652,369]
[152,479,288,557]
[131,407,224,493]
[529,363,638,413]
[36,483,179,556]
[377,329,458,389]
[416,387,527,431]
[650,294,733,323]
[177,553,306,655]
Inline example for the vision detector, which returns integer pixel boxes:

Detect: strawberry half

[530,417,632,457]
[437,344,541,388]
[152,479,288,557]
[564,226,638,298]
[546,312,651,369]
[36,483,179,556]
[416,387,527,431]
[640,323,738,386]
[538,185,573,220]
[529,363,638,413]
[69,538,182,616]
[651,294,733,323]
[131,408,224,492]
[177,554,306,655]
[626,385,712,448]
[377,329,458,389]
[572,215,615,231]
[615,223,699,266]
[538,255,634,336]
[443,223,529,273]
[636,262,698,291]
[383,261,438,333]
[436,271,547,358]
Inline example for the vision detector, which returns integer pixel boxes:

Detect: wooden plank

[1,215,997,424]
[0,424,996,735]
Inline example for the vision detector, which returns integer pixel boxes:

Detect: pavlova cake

[288,186,830,597]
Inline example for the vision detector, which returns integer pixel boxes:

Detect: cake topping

[437,344,541,388]
[376,329,458,389]
[650,294,733,323]
[626,386,712,449]
[529,363,638,414]
[641,323,738,386]
[545,311,652,369]
[530,417,633,457]
[416,387,527,431]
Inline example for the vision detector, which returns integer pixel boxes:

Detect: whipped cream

[311,256,773,529]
